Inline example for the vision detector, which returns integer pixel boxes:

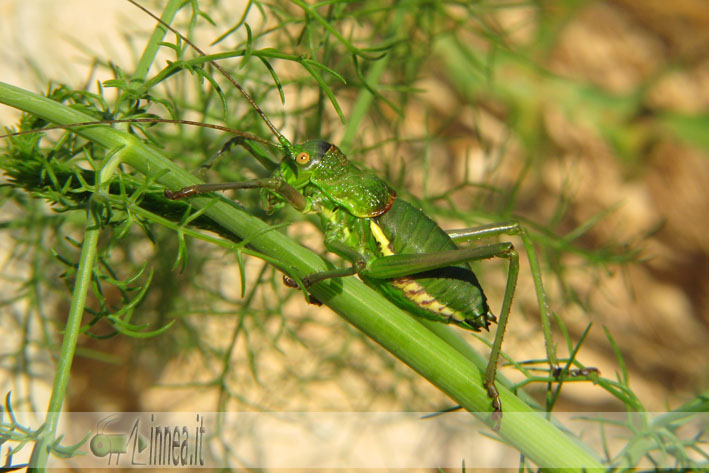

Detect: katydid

[167,139,535,426]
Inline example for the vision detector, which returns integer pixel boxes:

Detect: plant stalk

[1,81,605,471]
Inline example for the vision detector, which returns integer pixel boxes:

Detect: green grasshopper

[127,1,597,425]
[166,136,519,421]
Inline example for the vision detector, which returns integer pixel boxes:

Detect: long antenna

[0,118,275,146]
[127,0,291,150]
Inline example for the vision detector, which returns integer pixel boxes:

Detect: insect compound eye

[295,151,310,165]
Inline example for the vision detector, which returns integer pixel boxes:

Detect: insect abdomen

[368,199,493,331]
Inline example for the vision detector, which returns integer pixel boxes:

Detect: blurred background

[1,0,707,462]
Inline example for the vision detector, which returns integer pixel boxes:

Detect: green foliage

[0,0,706,471]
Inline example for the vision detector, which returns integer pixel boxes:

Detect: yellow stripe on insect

[369,221,395,256]
[369,221,466,322]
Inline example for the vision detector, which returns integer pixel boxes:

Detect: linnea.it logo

[89,413,206,467]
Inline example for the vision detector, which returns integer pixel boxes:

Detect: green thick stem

[0,81,605,471]
[25,6,185,468]
[28,208,100,470]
